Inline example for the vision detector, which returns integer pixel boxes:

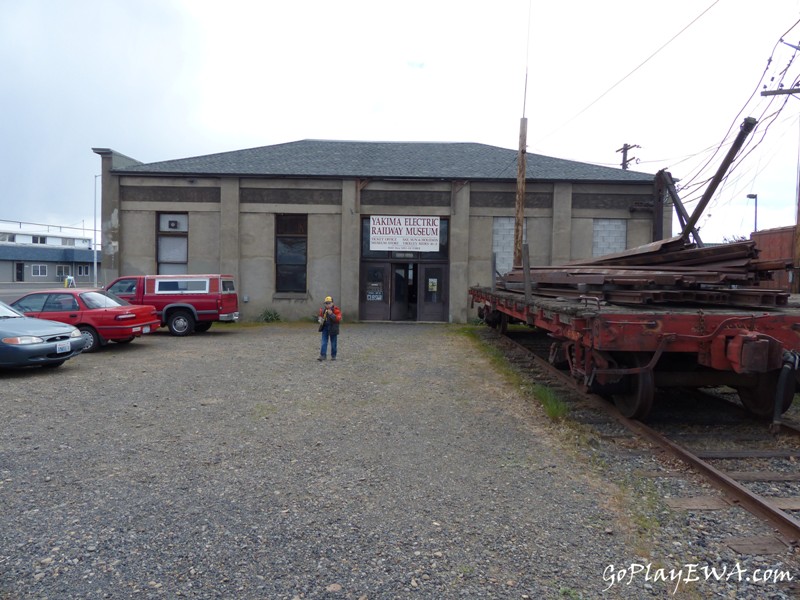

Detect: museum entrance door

[359,262,447,322]
[417,264,448,321]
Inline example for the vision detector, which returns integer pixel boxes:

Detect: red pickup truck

[106,274,240,336]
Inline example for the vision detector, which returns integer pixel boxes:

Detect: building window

[77,265,90,276]
[157,213,188,275]
[32,264,47,277]
[0,233,15,242]
[32,235,46,244]
[276,214,307,293]
[56,265,71,278]
[492,217,527,275]
[61,238,76,246]
[592,219,627,257]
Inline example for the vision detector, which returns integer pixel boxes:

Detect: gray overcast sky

[2,0,800,242]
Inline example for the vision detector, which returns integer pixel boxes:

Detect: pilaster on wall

[93,150,120,284]
[340,180,360,318]
[551,182,573,264]
[220,178,240,282]
[449,181,470,323]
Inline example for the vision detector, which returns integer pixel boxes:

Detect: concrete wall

[449,181,471,323]
[238,213,274,319]
[570,218,594,260]
[628,217,654,248]
[527,217,553,266]
[306,213,342,317]
[99,160,663,323]
[189,212,222,274]
[467,215,494,293]
[119,211,156,277]
[339,181,359,322]
[551,183,573,264]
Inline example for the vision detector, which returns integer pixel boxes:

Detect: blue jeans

[320,330,337,358]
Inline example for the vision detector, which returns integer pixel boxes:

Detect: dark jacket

[318,304,342,335]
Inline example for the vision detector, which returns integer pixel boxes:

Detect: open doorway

[391,263,417,320]
[359,261,447,321]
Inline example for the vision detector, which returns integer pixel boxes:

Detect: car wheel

[168,310,195,336]
[194,322,212,333]
[42,360,65,369]
[78,325,101,352]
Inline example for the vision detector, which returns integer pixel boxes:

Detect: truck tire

[168,310,195,336]
[194,322,212,333]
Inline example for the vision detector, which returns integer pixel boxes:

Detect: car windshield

[80,291,130,309]
[0,301,23,318]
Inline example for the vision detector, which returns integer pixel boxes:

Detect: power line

[534,0,721,145]
[0,218,98,236]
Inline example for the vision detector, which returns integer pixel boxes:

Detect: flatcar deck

[471,286,800,318]
[470,286,800,421]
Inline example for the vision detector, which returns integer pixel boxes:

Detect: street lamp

[93,174,101,287]
[747,193,758,232]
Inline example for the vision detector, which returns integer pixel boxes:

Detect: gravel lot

[1,322,798,599]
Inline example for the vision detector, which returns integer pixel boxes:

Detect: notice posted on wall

[369,216,440,252]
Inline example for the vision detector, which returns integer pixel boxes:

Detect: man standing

[317,296,342,361]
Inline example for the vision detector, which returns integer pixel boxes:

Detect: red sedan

[11,289,160,352]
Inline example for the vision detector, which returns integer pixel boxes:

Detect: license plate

[143,326,150,333]
[56,341,70,354]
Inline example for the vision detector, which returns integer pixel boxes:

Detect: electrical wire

[533,0,721,146]
[674,19,800,204]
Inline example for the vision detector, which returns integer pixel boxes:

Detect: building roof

[101,140,654,184]
[0,244,95,262]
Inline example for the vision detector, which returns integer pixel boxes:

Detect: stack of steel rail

[499,237,793,307]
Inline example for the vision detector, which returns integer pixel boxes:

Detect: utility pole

[514,117,527,268]
[617,143,640,170]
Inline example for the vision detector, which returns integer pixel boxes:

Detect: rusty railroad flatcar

[470,280,800,420]
[470,117,800,421]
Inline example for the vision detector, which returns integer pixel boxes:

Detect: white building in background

[0,221,99,285]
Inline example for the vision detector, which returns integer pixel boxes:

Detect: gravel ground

[1,322,798,599]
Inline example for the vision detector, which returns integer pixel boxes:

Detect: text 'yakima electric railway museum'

[93,140,669,323]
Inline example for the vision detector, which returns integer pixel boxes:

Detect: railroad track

[497,326,800,551]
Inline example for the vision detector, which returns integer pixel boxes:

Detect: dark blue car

[0,300,85,369]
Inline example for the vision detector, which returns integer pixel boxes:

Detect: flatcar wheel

[499,312,508,335]
[612,353,655,420]
[736,371,794,418]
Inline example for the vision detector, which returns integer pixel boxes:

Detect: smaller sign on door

[427,278,438,292]
[366,282,384,301]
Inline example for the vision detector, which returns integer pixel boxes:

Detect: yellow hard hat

[325,296,333,303]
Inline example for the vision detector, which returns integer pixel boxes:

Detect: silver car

[0,300,85,369]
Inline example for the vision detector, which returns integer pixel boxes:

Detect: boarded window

[592,219,627,257]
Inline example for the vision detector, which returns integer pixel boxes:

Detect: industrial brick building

[93,140,669,323]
